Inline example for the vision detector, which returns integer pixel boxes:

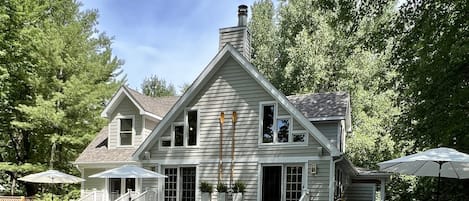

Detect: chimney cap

[238,4,248,27]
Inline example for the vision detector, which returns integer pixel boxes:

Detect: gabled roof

[101,86,178,120]
[133,44,341,159]
[75,88,178,165]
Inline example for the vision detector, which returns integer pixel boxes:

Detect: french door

[262,165,303,201]
[164,167,196,201]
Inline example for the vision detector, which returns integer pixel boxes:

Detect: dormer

[287,92,351,153]
[101,86,178,149]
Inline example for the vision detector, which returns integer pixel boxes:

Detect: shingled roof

[287,92,349,120]
[75,87,179,164]
[125,86,179,118]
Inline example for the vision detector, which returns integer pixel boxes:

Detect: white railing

[114,191,131,201]
[299,189,310,201]
[131,190,157,201]
[78,190,104,201]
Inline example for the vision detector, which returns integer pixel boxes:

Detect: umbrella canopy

[18,170,85,184]
[89,165,167,179]
[378,147,469,179]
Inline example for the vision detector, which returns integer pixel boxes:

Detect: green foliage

[0,0,122,196]
[141,75,176,97]
[199,181,213,193]
[250,0,400,169]
[390,0,469,200]
[233,181,246,193]
[216,183,227,192]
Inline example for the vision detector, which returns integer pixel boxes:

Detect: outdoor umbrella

[19,169,85,200]
[378,147,469,200]
[89,164,167,178]
[19,169,85,183]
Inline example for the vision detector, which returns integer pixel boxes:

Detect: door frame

[258,163,307,201]
[161,165,198,201]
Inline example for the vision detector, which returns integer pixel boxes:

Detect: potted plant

[216,183,228,201]
[232,181,246,201]
[200,181,213,201]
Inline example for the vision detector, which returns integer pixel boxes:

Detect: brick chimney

[219,5,251,60]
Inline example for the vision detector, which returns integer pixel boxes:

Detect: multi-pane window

[164,168,177,201]
[120,118,133,146]
[181,167,196,201]
[286,166,303,201]
[164,167,196,201]
[261,103,299,144]
[187,110,197,146]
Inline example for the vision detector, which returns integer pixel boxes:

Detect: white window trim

[117,115,135,147]
[259,102,307,146]
[162,165,198,201]
[172,122,185,147]
[184,108,200,147]
[258,163,306,201]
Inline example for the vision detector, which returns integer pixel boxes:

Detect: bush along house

[74,5,389,201]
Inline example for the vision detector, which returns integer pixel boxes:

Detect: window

[277,118,290,143]
[262,104,275,143]
[120,118,133,146]
[161,136,171,147]
[174,125,184,146]
[187,110,197,146]
[260,103,297,144]
[286,166,303,201]
[164,167,196,201]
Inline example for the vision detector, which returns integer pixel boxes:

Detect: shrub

[233,181,246,193]
[200,181,213,193]
[216,183,228,192]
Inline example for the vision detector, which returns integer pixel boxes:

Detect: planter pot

[232,193,243,201]
[218,192,226,201]
[202,192,212,201]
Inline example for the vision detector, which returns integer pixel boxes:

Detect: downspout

[329,155,344,201]
[230,111,237,188]
[75,164,85,197]
[218,112,225,184]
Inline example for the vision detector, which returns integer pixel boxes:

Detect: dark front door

[262,166,282,201]
[110,178,121,201]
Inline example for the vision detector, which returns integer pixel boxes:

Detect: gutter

[329,154,344,201]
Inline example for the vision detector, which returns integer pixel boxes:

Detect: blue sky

[80,1,255,92]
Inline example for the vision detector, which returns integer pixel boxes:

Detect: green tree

[250,0,400,169]
[141,75,176,97]
[0,0,122,196]
[391,0,469,200]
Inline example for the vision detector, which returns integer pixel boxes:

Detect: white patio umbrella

[378,147,469,201]
[89,165,167,178]
[19,169,84,201]
[19,169,85,183]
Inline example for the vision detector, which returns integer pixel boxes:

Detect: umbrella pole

[437,161,444,201]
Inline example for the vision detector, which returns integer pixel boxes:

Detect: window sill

[159,145,200,150]
[258,142,308,148]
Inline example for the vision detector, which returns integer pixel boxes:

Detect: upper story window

[260,102,304,144]
[161,109,198,148]
[119,118,133,146]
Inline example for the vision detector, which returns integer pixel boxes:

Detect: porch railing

[78,190,104,201]
[114,191,131,201]
[131,190,156,201]
[299,189,310,201]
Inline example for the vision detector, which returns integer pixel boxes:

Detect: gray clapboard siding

[344,183,376,201]
[308,160,331,201]
[83,168,105,190]
[148,56,331,200]
[109,97,142,149]
[313,122,339,149]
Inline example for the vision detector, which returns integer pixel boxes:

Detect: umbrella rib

[449,162,460,179]
[410,161,428,175]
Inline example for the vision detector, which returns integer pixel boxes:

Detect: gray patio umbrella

[378,147,469,201]
[89,164,167,178]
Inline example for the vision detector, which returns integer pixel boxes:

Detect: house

[74,5,389,201]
